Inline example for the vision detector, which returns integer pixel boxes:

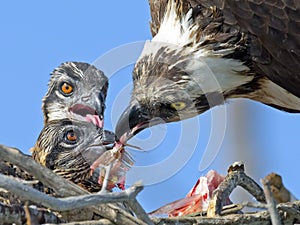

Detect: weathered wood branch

[0,144,147,225]
[1,145,299,225]
[128,198,155,225]
[152,200,300,225]
[0,173,143,211]
[261,178,282,225]
[207,161,266,217]
[46,220,115,225]
[0,202,61,225]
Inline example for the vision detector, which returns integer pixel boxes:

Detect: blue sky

[0,1,299,213]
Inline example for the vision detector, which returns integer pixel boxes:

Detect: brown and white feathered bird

[116,0,300,140]
[0,119,131,221]
[31,119,132,192]
[43,62,108,128]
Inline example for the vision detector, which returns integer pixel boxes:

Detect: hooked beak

[82,129,116,165]
[69,92,105,128]
[102,129,116,145]
[115,102,162,143]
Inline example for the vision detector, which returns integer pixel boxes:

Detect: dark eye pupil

[60,82,73,95]
[66,130,77,142]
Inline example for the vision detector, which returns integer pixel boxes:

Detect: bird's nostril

[81,95,91,102]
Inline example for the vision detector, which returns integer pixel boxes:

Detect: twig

[152,201,300,225]
[277,201,300,222]
[242,201,267,209]
[3,145,299,225]
[0,202,61,224]
[0,145,80,196]
[7,176,39,185]
[100,165,153,225]
[152,210,272,225]
[46,219,115,225]
[97,163,152,225]
[207,161,266,217]
[100,163,112,193]
[24,202,32,225]
[261,178,282,225]
[0,173,143,211]
[128,198,154,225]
[0,144,147,225]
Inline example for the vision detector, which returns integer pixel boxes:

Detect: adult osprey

[116,0,300,140]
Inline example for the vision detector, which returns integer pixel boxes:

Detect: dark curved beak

[115,102,164,142]
[102,129,116,145]
[87,91,105,118]
[70,91,105,128]
[83,129,115,163]
[115,102,151,142]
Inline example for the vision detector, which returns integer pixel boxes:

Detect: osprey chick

[43,62,108,128]
[32,119,132,192]
[116,0,300,140]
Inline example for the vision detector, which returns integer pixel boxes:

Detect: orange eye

[66,130,77,142]
[61,82,73,95]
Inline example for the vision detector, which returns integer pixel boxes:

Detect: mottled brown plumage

[149,0,300,97]
[265,172,297,203]
[0,119,118,205]
[116,0,300,140]
[0,160,53,206]
[31,119,132,192]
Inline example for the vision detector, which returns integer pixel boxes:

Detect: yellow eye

[61,82,73,95]
[66,130,77,142]
[170,102,186,111]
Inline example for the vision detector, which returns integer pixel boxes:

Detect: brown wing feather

[149,0,191,36]
[219,0,300,98]
[148,0,300,97]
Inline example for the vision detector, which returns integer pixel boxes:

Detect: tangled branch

[0,144,149,225]
[0,145,299,225]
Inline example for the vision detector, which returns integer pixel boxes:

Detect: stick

[0,202,61,224]
[0,144,147,225]
[261,178,282,225]
[207,161,265,217]
[0,173,143,211]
